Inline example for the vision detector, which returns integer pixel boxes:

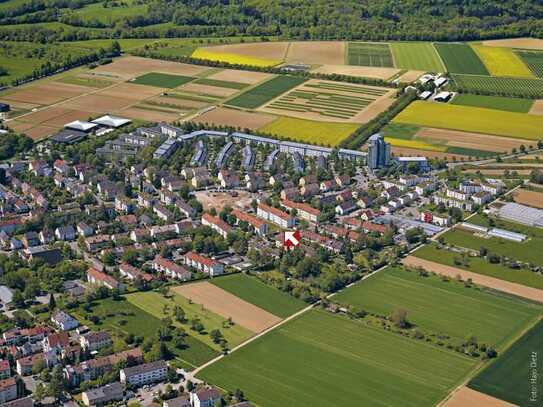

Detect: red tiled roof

[231,209,265,228]
[185,251,218,267]
[258,203,292,221]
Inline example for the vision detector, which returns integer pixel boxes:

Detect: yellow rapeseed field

[191,48,281,67]
[384,137,447,152]
[393,101,543,140]
[471,44,534,78]
[259,117,359,147]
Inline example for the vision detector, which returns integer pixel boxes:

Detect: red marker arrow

[284,230,301,249]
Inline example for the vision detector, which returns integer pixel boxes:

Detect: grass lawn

[451,94,534,113]
[334,266,541,349]
[259,116,359,147]
[442,228,543,265]
[414,244,543,290]
[472,44,535,78]
[131,72,195,88]
[469,318,543,406]
[210,273,306,318]
[393,101,543,140]
[390,42,445,72]
[198,310,477,407]
[73,297,218,369]
[384,137,447,152]
[126,291,253,349]
[226,76,305,109]
[468,213,543,239]
[434,43,489,75]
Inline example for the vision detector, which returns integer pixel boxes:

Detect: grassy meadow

[334,266,542,348]
[198,310,477,407]
[210,273,306,318]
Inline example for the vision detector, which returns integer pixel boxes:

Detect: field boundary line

[432,42,447,72]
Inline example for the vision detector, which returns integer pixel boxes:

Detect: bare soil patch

[41,109,94,127]
[286,41,346,65]
[207,69,273,85]
[1,82,93,105]
[149,95,208,109]
[529,100,543,115]
[403,256,543,303]
[194,107,275,129]
[482,37,543,50]
[100,82,165,100]
[351,94,394,123]
[173,282,281,333]
[181,83,237,98]
[416,128,530,153]
[193,190,252,212]
[398,70,425,83]
[92,56,210,80]
[69,94,134,112]
[513,189,543,209]
[204,42,289,60]
[117,106,180,122]
[16,106,73,124]
[311,64,399,79]
[440,386,517,407]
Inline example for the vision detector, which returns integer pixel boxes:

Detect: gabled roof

[91,115,132,128]
[64,120,98,132]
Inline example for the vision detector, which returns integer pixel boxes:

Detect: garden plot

[258,79,392,122]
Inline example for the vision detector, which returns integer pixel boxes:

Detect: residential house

[85,235,111,252]
[115,197,135,214]
[201,213,231,239]
[55,226,76,241]
[120,360,168,387]
[190,387,222,407]
[152,256,191,280]
[82,382,124,407]
[300,183,320,198]
[154,204,174,222]
[77,222,94,237]
[281,199,320,223]
[335,200,357,216]
[16,354,44,376]
[175,199,195,219]
[0,377,17,403]
[183,252,224,276]
[119,263,154,283]
[0,360,10,379]
[231,209,268,236]
[163,394,191,407]
[87,268,124,291]
[51,311,79,331]
[257,203,295,228]
[80,332,112,352]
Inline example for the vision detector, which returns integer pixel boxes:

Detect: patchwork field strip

[347,42,394,67]
[452,74,543,97]
[516,50,543,78]
[513,188,543,209]
[173,282,282,333]
[390,42,445,72]
[403,256,543,303]
[441,386,517,407]
[263,80,389,120]
[225,76,307,109]
[435,43,489,75]
[472,44,534,78]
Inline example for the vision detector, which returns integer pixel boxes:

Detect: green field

[347,42,394,67]
[259,116,359,147]
[414,244,543,290]
[210,274,306,318]
[517,50,543,78]
[469,318,543,406]
[452,74,543,97]
[70,1,147,25]
[131,72,195,88]
[73,297,218,368]
[225,76,306,109]
[334,266,541,348]
[126,291,253,349]
[198,310,477,407]
[390,42,445,72]
[468,213,543,239]
[394,101,543,140]
[441,228,543,265]
[193,78,248,89]
[435,43,489,75]
[451,94,534,113]
[381,122,420,140]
